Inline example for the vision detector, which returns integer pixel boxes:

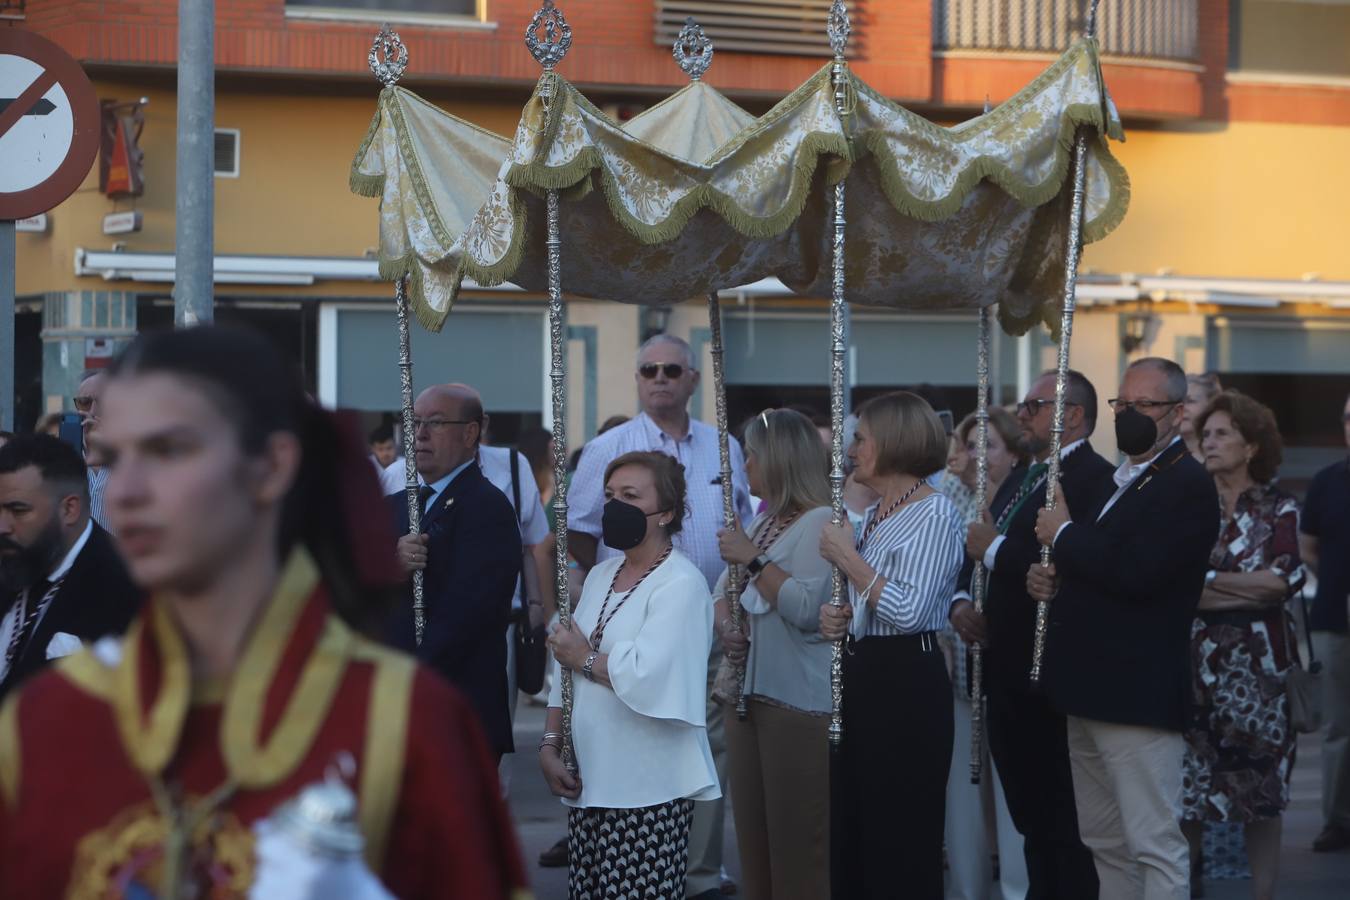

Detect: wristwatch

[746,554,770,577]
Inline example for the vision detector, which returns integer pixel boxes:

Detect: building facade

[11,0,1350,472]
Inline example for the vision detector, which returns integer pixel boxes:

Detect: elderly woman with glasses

[817,392,966,899]
[713,409,834,900]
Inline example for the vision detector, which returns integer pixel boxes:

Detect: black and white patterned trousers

[567,798,695,899]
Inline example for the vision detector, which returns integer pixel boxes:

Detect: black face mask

[601,498,665,551]
[1115,406,1160,457]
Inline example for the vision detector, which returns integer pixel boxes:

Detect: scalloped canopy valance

[352,38,1128,336]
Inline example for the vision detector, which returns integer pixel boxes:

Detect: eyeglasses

[73,395,97,413]
[411,418,475,432]
[1107,398,1182,414]
[638,363,686,380]
[1016,399,1080,417]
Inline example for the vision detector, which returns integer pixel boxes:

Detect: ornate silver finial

[368,25,409,87]
[673,17,713,82]
[526,0,573,72]
[827,0,851,59]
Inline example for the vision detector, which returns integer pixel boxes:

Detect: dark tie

[417,485,436,521]
[996,462,1049,534]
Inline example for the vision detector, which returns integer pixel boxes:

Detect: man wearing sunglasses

[566,333,752,899]
[72,371,110,531]
[1027,358,1219,898]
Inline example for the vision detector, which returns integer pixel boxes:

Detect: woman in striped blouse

[818,391,967,899]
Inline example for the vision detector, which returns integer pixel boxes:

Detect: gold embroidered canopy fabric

[351,38,1128,335]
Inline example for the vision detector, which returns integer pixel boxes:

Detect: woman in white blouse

[818,391,967,899]
[542,450,719,899]
[714,408,834,900]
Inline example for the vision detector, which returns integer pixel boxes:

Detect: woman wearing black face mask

[542,450,720,898]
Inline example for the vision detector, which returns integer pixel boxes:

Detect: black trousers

[986,676,1099,900]
[830,633,953,900]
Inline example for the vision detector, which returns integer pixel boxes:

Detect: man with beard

[951,369,1114,898]
[0,435,140,701]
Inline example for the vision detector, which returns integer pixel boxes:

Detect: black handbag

[1287,589,1324,734]
[510,449,549,696]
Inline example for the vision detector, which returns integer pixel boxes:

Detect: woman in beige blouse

[715,408,834,900]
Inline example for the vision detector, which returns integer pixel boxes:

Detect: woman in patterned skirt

[1182,390,1306,900]
[543,451,719,898]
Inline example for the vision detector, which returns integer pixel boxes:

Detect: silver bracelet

[582,651,599,682]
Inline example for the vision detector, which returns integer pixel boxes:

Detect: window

[214,129,239,178]
[1230,1,1350,79]
[654,1,860,57]
[287,0,479,16]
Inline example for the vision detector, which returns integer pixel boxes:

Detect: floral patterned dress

[1182,483,1306,823]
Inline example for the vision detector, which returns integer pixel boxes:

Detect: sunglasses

[1016,399,1081,417]
[73,395,97,413]
[638,363,686,380]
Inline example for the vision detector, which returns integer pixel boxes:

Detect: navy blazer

[1043,439,1220,732]
[387,462,522,756]
[0,523,141,702]
[959,443,1116,688]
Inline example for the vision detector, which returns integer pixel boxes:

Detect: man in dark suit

[1029,357,1220,899]
[390,383,521,762]
[952,369,1114,899]
[0,434,140,702]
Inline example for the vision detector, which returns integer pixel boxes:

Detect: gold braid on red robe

[0,548,531,900]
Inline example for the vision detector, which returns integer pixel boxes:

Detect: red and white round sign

[0,29,99,220]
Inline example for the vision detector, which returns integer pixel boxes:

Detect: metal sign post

[0,29,100,432]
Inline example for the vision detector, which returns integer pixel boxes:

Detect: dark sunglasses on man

[638,363,686,380]
[73,395,97,413]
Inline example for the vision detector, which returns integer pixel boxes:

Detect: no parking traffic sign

[0,29,99,220]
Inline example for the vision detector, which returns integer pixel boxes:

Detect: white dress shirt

[568,412,754,590]
[1053,436,1184,546]
[0,520,93,682]
[548,550,721,809]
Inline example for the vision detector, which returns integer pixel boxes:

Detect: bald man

[389,384,522,761]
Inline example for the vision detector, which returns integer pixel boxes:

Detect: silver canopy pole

[527,0,578,773]
[826,0,851,748]
[968,96,995,784]
[368,26,423,645]
[1029,0,1101,685]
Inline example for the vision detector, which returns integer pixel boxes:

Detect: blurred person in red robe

[0,327,529,900]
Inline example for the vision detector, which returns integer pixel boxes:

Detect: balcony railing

[655,1,861,58]
[934,0,1198,62]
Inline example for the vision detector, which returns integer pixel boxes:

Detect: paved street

[504,701,1350,899]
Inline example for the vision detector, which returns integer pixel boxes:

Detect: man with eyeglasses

[73,371,110,531]
[1026,357,1220,899]
[387,383,523,764]
[565,333,752,899]
[951,369,1113,899]
[1299,391,1350,854]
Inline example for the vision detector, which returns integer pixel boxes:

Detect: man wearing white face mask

[1028,357,1220,900]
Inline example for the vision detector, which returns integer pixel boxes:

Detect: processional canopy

[351,10,1128,336]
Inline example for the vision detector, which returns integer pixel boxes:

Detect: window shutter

[654,1,860,57]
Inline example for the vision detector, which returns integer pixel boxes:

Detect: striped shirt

[568,412,753,590]
[850,492,966,638]
[87,467,110,532]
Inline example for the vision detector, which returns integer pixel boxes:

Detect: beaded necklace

[589,543,674,649]
[857,480,924,551]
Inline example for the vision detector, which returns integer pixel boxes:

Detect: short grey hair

[1129,357,1187,403]
[636,333,696,370]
